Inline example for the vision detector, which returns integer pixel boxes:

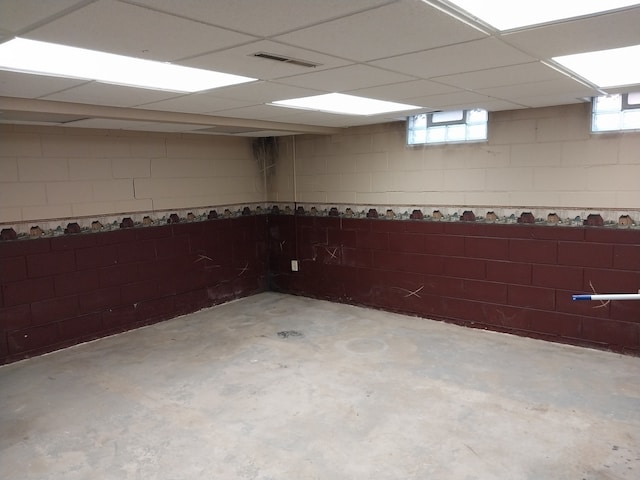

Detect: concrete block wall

[268,215,640,354]
[0,216,268,364]
[0,125,263,224]
[271,104,640,214]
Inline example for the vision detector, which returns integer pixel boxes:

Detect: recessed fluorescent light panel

[0,37,256,92]
[271,93,421,116]
[553,44,640,88]
[445,0,640,30]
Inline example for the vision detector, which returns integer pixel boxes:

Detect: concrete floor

[1,292,639,480]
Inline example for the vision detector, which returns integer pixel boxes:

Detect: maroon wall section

[268,215,640,354]
[2,212,638,363]
[0,215,267,364]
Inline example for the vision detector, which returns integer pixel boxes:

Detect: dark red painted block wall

[268,215,640,354]
[0,216,267,364]
[2,213,639,363]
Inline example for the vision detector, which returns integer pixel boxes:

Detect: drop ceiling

[0,0,638,136]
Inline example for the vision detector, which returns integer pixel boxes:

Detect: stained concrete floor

[1,292,639,480]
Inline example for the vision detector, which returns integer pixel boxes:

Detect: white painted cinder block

[0,132,42,157]
[533,167,588,191]
[489,118,537,145]
[22,204,72,222]
[0,158,19,181]
[46,181,93,204]
[115,198,153,213]
[388,191,427,205]
[619,134,640,164]
[41,134,91,158]
[72,201,117,217]
[0,206,22,223]
[485,167,534,191]
[112,158,151,178]
[68,158,112,180]
[561,138,619,167]
[92,179,134,201]
[339,173,371,193]
[0,183,46,207]
[18,158,68,181]
[87,136,131,158]
[616,191,640,208]
[511,143,561,167]
[356,152,388,173]
[587,165,640,191]
[128,137,167,158]
[535,115,589,143]
[443,168,486,192]
[151,157,214,178]
[355,191,389,204]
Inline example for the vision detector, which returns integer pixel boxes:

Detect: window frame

[591,92,640,133]
[406,108,488,146]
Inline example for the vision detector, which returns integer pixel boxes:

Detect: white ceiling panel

[127,0,395,37]
[405,90,499,109]
[346,80,460,101]
[136,93,255,114]
[23,0,256,61]
[179,40,352,80]
[0,70,88,98]
[274,1,487,62]
[233,130,301,137]
[62,118,214,132]
[277,65,416,92]
[432,62,566,90]
[0,0,85,33]
[211,104,297,121]
[510,94,591,109]
[41,82,182,107]
[1,0,638,135]
[477,78,599,101]
[258,109,373,128]
[504,6,640,58]
[372,38,536,79]
[207,81,324,104]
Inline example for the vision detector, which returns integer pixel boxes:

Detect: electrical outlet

[291,260,299,272]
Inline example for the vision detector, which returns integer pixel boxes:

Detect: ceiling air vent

[252,52,320,68]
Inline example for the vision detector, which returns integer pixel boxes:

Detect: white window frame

[591,92,640,133]
[407,108,488,145]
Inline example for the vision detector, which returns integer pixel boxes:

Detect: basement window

[592,93,640,132]
[407,108,488,145]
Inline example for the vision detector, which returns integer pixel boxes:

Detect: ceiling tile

[206,81,325,103]
[433,62,566,90]
[0,0,85,33]
[404,90,499,110]
[0,70,88,98]
[129,0,394,37]
[179,40,352,80]
[234,130,300,137]
[41,82,182,107]
[211,104,296,121]
[1,0,637,132]
[274,1,487,62]
[260,109,368,128]
[23,0,256,61]
[477,77,599,100]
[504,6,640,58]
[346,80,460,101]
[0,110,89,124]
[372,38,535,79]
[137,94,255,114]
[509,94,591,109]
[62,118,213,132]
[277,64,416,92]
